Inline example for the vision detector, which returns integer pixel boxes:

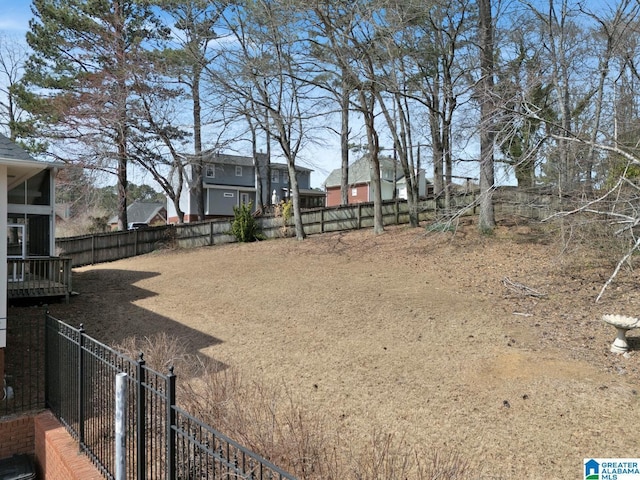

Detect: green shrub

[230,202,264,242]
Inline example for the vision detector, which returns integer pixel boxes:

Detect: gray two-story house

[168,151,324,223]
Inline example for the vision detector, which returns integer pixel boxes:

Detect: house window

[351,188,358,197]
[206,166,215,178]
[272,170,280,183]
[235,166,243,176]
[283,171,289,183]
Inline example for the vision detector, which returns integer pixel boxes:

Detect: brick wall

[0,411,102,480]
[0,414,34,459]
[34,411,103,480]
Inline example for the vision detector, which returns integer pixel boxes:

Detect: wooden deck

[7,257,73,302]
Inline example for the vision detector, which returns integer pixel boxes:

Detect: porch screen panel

[27,215,49,256]
[7,214,50,257]
[27,170,51,206]
[8,170,51,206]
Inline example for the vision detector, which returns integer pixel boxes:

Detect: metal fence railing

[44,312,297,480]
[1,313,46,417]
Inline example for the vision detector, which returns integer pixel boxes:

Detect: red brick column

[34,411,103,480]
[0,414,34,459]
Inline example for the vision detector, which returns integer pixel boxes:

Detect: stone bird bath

[602,314,640,354]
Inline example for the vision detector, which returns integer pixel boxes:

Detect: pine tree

[20,0,166,230]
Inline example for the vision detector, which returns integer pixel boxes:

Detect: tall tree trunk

[429,101,444,200]
[375,90,419,227]
[265,109,272,204]
[443,119,452,209]
[192,65,205,221]
[249,119,264,211]
[115,1,128,231]
[359,90,383,234]
[478,0,495,233]
[340,71,350,206]
[287,162,305,240]
[116,113,128,231]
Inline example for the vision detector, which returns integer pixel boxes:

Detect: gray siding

[206,188,258,216]
[297,170,311,189]
[207,189,238,216]
[204,164,255,187]
[269,165,311,195]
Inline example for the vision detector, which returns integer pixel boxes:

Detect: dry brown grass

[23,215,640,479]
[118,332,475,479]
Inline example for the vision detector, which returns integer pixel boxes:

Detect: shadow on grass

[625,335,640,352]
[8,268,227,380]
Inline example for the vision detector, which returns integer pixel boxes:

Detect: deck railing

[8,257,73,302]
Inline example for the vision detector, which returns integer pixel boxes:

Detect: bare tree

[159,0,226,221]
[523,0,595,193]
[307,2,356,207]
[210,0,326,240]
[478,0,496,233]
[128,72,189,224]
[0,35,27,141]
[493,14,554,188]
[410,0,473,208]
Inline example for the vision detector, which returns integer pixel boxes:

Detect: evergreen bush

[230,202,264,242]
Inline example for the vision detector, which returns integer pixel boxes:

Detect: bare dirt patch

[19,217,640,478]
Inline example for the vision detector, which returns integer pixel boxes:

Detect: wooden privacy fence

[55,190,562,267]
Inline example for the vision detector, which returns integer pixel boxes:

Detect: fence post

[357,204,362,229]
[210,221,214,246]
[44,309,50,408]
[137,353,146,480]
[78,323,86,450]
[166,366,176,480]
[115,372,128,480]
[91,234,96,265]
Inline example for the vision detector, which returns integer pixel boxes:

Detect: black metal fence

[1,314,46,416]
[44,312,297,480]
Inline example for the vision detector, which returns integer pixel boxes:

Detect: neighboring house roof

[109,201,166,225]
[396,172,432,186]
[191,150,269,167]
[271,162,312,173]
[0,134,37,162]
[199,151,256,167]
[324,155,401,188]
[191,152,314,173]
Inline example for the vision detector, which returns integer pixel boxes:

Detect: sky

[0,1,32,36]
[0,0,487,189]
[0,0,344,187]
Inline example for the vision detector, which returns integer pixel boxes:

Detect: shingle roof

[271,162,312,173]
[324,155,401,187]
[0,133,37,162]
[128,201,165,223]
[109,201,166,225]
[203,151,256,167]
